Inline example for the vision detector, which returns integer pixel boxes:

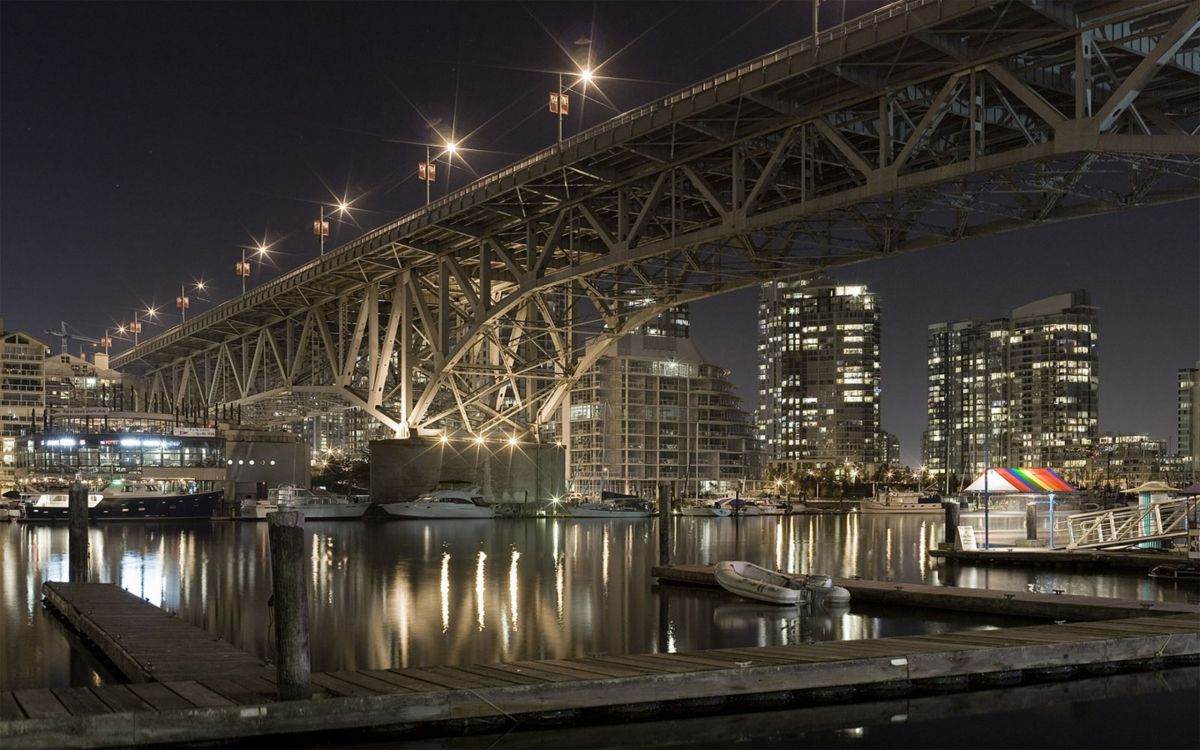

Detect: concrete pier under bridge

[369,437,565,504]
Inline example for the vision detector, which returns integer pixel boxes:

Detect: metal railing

[1052,497,1195,550]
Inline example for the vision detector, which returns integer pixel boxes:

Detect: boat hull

[858,500,944,514]
[22,491,222,522]
[566,507,652,518]
[381,502,495,519]
[679,507,732,517]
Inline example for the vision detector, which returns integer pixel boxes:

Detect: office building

[1180,363,1199,477]
[1,322,48,491]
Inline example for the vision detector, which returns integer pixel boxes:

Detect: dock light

[474,435,485,445]
[508,436,518,447]
[439,434,449,444]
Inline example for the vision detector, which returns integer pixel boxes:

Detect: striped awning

[964,467,1075,493]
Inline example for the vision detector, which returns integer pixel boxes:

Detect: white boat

[859,491,945,514]
[678,500,732,517]
[566,498,653,518]
[713,498,788,516]
[714,561,852,606]
[269,485,369,520]
[23,480,220,521]
[380,486,495,519]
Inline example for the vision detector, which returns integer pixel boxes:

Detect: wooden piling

[68,480,88,583]
[943,500,960,547]
[658,485,671,566]
[267,510,311,700]
[1025,503,1038,541]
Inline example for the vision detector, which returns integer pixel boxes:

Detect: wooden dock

[653,564,1200,621]
[2,580,1198,749]
[40,582,274,683]
[929,547,1188,571]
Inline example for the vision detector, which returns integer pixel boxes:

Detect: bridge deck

[4,580,1198,748]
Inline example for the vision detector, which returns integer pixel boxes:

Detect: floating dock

[929,547,1189,571]
[3,580,1197,749]
[652,564,1200,621]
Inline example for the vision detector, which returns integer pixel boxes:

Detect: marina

[4,575,1196,749]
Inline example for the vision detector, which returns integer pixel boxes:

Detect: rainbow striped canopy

[964,468,1075,493]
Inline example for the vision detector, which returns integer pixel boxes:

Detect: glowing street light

[98,330,113,353]
[418,141,459,205]
[314,200,352,256]
[550,67,593,143]
[176,284,191,322]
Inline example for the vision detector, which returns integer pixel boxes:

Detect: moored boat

[565,498,653,518]
[380,486,495,519]
[678,500,732,517]
[859,491,944,514]
[21,479,221,521]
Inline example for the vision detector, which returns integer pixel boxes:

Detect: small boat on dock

[714,561,852,606]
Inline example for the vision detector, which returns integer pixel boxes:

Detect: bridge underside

[115,0,1200,441]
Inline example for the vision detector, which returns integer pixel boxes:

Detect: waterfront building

[1,321,48,491]
[757,276,882,471]
[1180,362,1199,478]
[1085,433,1168,489]
[44,350,124,412]
[878,430,901,467]
[569,304,761,499]
[923,290,1098,487]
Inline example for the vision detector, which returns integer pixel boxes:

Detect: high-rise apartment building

[922,290,1098,486]
[1,321,49,490]
[1180,363,1199,477]
[757,276,881,468]
[569,304,761,499]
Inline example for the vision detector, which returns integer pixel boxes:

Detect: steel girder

[115,0,1200,440]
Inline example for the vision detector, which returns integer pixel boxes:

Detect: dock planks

[41,582,274,683]
[651,564,1200,621]
[4,581,1197,749]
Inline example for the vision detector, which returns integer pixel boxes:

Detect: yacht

[380,486,495,519]
[712,497,788,516]
[241,486,369,520]
[22,479,221,521]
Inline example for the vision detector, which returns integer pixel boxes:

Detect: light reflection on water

[0,514,1192,691]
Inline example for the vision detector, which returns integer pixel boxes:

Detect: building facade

[569,305,761,499]
[757,276,881,470]
[1180,363,1199,479]
[1085,433,1167,489]
[922,290,1099,487]
[1,323,48,490]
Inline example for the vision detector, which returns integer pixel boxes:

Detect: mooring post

[1026,503,1038,541]
[943,500,960,548]
[658,485,671,566]
[268,510,311,700]
[68,478,89,582]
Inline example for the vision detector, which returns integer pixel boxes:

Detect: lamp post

[550,68,592,143]
[236,248,252,295]
[314,201,350,256]
[176,284,191,323]
[128,314,143,345]
[418,141,457,204]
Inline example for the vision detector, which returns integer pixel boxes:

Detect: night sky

[2,2,1197,466]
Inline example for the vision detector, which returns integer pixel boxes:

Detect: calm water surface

[1,514,1193,690]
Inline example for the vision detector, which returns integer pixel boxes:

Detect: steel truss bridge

[113,0,1200,441]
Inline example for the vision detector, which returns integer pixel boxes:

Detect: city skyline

[2,2,1197,468]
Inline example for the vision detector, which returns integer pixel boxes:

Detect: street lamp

[418,141,457,205]
[549,67,593,143]
[314,200,351,255]
[127,314,143,345]
[176,285,191,323]
[236,242,269,294]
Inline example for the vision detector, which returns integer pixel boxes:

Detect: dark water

[0,514,1193,691]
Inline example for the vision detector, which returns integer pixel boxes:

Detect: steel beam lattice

[113,0,1200,440]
